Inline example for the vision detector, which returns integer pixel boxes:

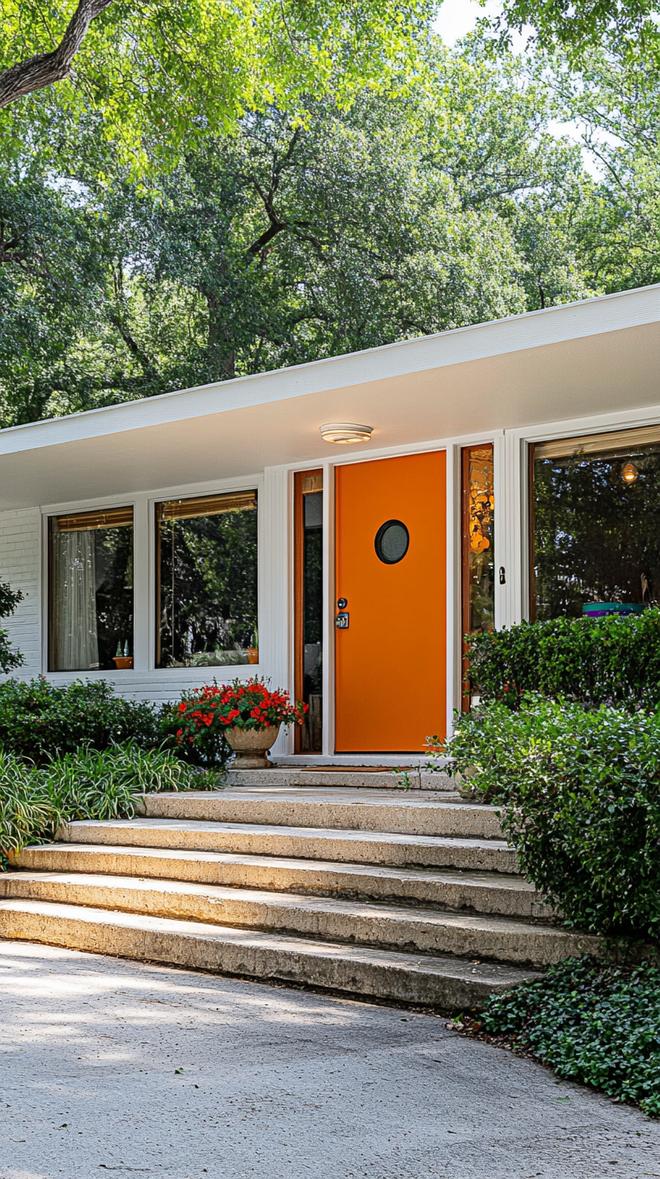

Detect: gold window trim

[156,490,257,523]
[533,424,660,461]
[52,506,134,532]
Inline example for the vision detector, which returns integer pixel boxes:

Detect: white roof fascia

[0,283,658,457]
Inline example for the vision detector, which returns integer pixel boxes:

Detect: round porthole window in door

[374,519,409,565]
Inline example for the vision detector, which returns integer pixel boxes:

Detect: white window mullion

[133,498,150,672]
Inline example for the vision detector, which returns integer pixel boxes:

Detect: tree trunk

[0,0,114,109]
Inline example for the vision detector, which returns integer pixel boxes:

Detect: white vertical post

[260,466,290,755]
[132,497,150,674]
[322,461,335,756]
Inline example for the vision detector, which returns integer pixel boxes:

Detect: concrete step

[140,789,503,840]
[226,768,454,790]
[0,899,538,1009]
[12,843,547,918]
[56,819,518,873]
[0,872,593,966]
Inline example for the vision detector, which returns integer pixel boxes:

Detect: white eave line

[0,283,658,457]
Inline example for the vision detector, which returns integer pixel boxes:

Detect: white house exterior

[1,283,658,763]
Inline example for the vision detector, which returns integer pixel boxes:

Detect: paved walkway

[0,941,658,1179]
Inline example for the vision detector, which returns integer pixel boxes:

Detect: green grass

[468,956,660,1117]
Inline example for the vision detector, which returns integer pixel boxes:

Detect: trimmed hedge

[445,696,660,940]
[467,608,660,710]
[476,957,660,1117]
[0,743,210,862]
[0,678,162,762]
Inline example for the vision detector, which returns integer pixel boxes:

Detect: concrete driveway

[0,941,658,1179]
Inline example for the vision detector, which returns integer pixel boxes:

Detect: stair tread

[65,817,509,850]
[147,787,496,811]
[17,841,534,891]
[0,870,570,938]
[0,897,538,985]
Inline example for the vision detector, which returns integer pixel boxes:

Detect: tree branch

[0,0,114,109]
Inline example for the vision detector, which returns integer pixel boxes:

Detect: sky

[433,0,502,45]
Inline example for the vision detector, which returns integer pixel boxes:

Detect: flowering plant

[174,678,307,756]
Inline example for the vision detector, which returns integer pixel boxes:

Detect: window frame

[41,473,264,681]
[153,487,260,671]
[47,503,136,674]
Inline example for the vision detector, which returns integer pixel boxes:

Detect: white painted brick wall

[0,507,42,677]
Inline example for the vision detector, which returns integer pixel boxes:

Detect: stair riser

[60,826,518,874]
[0,907,513,1009]
[225,769,454,790]
[0,878,591,967]
[13,847,548,919]
[140,796,503,839]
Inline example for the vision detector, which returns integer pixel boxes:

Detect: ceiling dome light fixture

[621,460,639,485]
[319,422,373,445]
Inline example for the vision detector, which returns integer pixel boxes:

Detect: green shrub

[0,742,210,862]
[467,608,660,710]
[445,696,660,940]
[0,678,161,761]
[0,580,23,675]
[477,957,660,1117]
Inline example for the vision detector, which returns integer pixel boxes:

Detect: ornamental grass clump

[0,743,209,864]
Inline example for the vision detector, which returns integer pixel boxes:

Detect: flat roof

[1,283,658,508]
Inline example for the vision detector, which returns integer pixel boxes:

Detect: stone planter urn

[225,724,280,769]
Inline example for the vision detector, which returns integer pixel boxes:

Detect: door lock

[335,612,350,630]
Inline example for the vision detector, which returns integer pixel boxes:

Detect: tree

[0,0,435,168]
[0,35,656,427]
[0,0,113,110]
[495,0,658,55]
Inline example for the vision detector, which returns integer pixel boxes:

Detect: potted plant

[246,628,259,665]
[175,677,307,769]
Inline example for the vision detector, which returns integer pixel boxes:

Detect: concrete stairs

[0,778,601,1009]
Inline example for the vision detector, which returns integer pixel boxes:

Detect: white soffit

[0,285,658,508]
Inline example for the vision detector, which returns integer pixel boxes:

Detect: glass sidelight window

[156,490,258,668]
[49,506,134,671]
[461,444,495,707]
[294,471,323,752]
[531,426,660,620]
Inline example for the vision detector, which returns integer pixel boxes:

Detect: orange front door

[334,452,446,753]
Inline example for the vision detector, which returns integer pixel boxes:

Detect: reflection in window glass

[49,507,134,671]
[156,491,258,668]
[532,432,660,620]
[295,471,323,753]
[461,445,495,707]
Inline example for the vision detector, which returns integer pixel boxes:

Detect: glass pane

[461,445,495,708]
[49,512,134,671]
[375,520,409,565]
[462,446,495,634]
[156,492,258,668]
[532,435,660,620]
[299,484,323,752]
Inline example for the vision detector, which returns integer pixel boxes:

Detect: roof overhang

[2,284,659,509]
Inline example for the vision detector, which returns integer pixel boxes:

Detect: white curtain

[52,529,100,670]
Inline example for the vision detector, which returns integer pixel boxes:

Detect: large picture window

[156,490,258,668]
[49,507,134,672]
[531,426,660,620]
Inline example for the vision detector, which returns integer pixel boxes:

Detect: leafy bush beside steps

[445,695,660,942]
